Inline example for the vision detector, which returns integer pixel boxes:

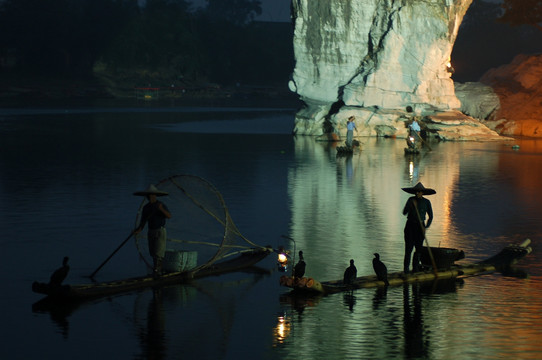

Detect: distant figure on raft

[133,184,172,276]
[406,117,422,151]
[346,116,358,148]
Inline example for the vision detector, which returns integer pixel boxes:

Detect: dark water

[1,103,541,360]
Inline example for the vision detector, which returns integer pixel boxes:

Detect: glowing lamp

[446,61,455,74]
[277,252,288,272]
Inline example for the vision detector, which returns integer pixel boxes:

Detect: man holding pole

[133,184,171,275]
[409,117,421,135]
[401,182,435,273]
[346,116,358,148]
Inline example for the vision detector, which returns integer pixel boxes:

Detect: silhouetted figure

[49,256,69,287]
[293,251,306,278]
[343,259,357,285]
[401,182,435,273]
[373,253,389,286]
[133,184,171,276]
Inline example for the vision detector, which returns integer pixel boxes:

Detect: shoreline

[0,75,302,109]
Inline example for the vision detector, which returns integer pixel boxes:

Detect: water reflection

[32,298,74,339]
[286,136,542,283]
[276,135,542,359]
[343,291,357,312]
[4,109,542,360]
[32,269,272,359]
[275,291,323,347]
[402,279,461,358]
[137,288,167,360]
[288,137,467,281]
[372,286,388,310]
[403,284,426,358]
[272,312,291,346]
[405,154,420,183]
[279,292,321,316]
[277,279,465,359]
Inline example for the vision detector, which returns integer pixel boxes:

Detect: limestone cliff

[480,54,542,138]
[454,54,542,138]
[288,0,504,141]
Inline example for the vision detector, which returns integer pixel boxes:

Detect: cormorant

[49,256,70,287]
[343,259,357,285]
[293,250,306,278]
[372,253,389,286]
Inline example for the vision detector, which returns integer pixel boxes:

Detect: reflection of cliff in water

[288,137,466,279]
[450,139,542,244]
[277,279,463,359]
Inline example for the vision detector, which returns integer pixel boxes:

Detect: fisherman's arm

[159,203,171,219]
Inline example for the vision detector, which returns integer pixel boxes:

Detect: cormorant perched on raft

[293,251,306,278]
[372,253,389,286]
[343,259,357,285]
[49,256,70,287]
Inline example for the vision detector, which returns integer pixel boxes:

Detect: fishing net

[133,175,267,274]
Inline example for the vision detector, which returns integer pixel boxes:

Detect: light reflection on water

[1,106,541,359]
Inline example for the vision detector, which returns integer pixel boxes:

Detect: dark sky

[190,0,291,22]
[258,0,290,22]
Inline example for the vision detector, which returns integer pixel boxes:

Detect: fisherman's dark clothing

[137,201,170,272]
[403,196,433,273]
[139,201,169,230]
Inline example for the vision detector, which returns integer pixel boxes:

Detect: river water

[1,102,541,360]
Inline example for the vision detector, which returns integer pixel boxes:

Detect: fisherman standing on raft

[401,182,435,273]
[346,116,358,147]
[133,184,172,275]
[406,117,422,151]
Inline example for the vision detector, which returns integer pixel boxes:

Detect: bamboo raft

[336,146,354,154]
[280,239,532,295]
[404,147,420,155]
[32,248,272,301]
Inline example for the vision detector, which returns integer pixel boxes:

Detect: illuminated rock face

[479,54,542,138]
[454,82,500,122]
[289,0,495,140]
[454,54,542,138]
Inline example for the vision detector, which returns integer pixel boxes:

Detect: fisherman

[346,116,358,147]
[133,184,171,276]
[401,182,435,273]
[406,117,422,150]
[409,117,421,136]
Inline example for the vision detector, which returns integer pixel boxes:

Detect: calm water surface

[1,103,541,360]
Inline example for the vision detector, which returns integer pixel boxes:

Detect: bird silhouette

[293,250,306,278]
[49,256,70,287]
[372,253,389,286]
[343,259,357,285]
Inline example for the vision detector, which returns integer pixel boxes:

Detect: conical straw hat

[401,182,436,195]
[133,184,169,196]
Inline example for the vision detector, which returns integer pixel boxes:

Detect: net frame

[134,174,267,274]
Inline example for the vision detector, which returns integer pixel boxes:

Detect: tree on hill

[204,0,262,26]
